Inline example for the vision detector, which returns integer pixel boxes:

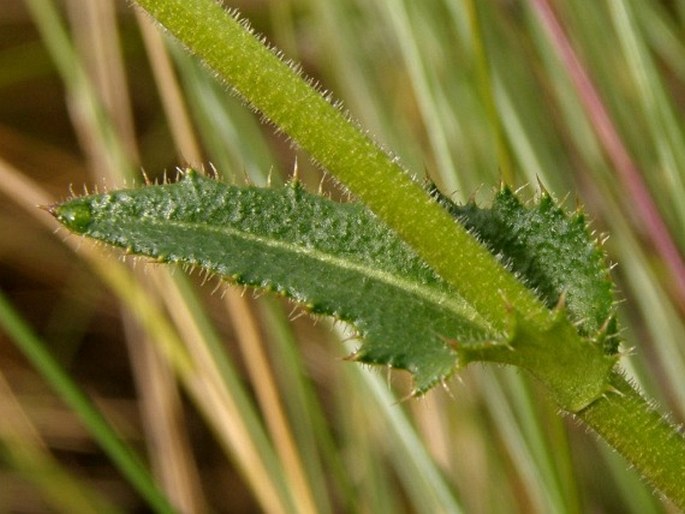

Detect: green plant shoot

[46,0,685,508]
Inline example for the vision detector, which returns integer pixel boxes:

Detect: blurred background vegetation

[1,0,684,512]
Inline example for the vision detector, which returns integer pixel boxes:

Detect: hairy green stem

[127,0,685,507]
[577,371,685,509]
[132,0,548,333]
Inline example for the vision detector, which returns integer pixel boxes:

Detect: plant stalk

[131,0,549,334]
[576,371,685,509]
[128,0,685,507]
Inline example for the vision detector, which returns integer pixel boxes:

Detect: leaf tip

[48,200,94,234]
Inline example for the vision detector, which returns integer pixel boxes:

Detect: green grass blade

[0,373,122,514]
[0,290,175,514]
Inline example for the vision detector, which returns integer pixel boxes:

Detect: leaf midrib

[132,215,496,333]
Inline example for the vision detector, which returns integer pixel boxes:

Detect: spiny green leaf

[50,171,619,405]
[51,171,495,393]
[431,185,619,354]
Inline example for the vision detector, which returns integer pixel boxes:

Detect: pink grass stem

[530,0,685,310]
